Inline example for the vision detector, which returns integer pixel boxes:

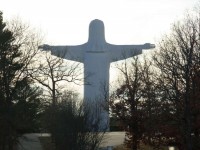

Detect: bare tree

[7,17,42,80]
[109,51,178,150]
[120,57,144,150]
[153,12,200,150]
[30,51,83,106]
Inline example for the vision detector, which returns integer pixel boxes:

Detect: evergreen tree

[0,11,42,150]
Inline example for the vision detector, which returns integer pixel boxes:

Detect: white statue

[39,19,155,131]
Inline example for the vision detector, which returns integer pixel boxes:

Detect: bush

[42,97,105,150]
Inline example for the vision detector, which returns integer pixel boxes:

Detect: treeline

[110,12,200,150]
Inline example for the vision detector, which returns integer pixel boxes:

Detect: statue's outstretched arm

[108,43,155,62]
[38,44,84,62]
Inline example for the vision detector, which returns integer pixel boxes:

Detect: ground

[18,133,177,150]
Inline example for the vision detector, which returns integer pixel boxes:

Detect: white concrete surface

[101,132,125,147]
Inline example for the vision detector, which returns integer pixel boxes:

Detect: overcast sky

[0,0,198,94]
[1,0,198,45]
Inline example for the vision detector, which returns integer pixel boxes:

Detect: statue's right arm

[38,44,84,62]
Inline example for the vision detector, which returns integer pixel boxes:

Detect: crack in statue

[39,19,155,131]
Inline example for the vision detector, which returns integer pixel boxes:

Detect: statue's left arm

[108,43,155,62]
[38,44,84,62]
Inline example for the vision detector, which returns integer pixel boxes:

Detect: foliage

[42,91,105,150]
[0,11,43,150]
[152,12,200,150]
[110,56,160,150]
[110,11,200,150]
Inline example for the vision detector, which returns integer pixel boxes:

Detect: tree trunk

[184,61,193,150]
[52,81,56,106]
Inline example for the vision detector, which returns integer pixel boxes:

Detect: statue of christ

[39,19,155,131]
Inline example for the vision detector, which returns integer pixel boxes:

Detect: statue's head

[88,19,106,45]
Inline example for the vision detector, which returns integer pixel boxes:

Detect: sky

[0,0,198,95]
[1,0,198,45]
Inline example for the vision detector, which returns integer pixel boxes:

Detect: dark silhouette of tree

[30,51,83,106]
[111,10,200,150]
[0,12,43,150]
[153,12,200,150]
[42,90,105,150]
[110,56,159,150]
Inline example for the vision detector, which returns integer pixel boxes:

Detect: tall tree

[110,54,180,150]
[0,12,42,150]
[153,12,200,150]
[110,56,158,150]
